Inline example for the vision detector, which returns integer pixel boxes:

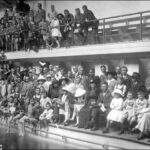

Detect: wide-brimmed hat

[52,79,60,85]
[59,77,69,84]
[46,74,51,78]
[37,75,46,81]
[112,89,123,97]
[75,88,86,97]
[62,83,76,94]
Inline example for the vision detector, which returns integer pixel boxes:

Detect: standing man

[48,5,58,23]
[121,66,131,96]
[74,8,85,44]
[63,9,74,48]
[100,65,107,86]
[34,3,46,24]
[78,66,89,91]
[82,5,99,44]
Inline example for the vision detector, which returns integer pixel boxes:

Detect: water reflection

[0,127,77,149]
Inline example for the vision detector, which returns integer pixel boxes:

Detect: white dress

[107,98,124,122]
[50,19,62,38]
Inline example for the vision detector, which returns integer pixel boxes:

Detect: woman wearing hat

[59,77,69,96]
[57,84,75,126]
[103,89,124,134]
[70,88,86,127]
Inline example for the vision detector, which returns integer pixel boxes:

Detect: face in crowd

[75,8,80,15]
[137,91,145,101]
[117,77,123,85]
[46,103,51,110]
[78,67,84,75]
[89,69,95,77]
[121,66,128,75]
[75,77,81,84]
[101,82,108,92]
[100,65,106,74]
[127,92,133,100]
[64,10,69,17]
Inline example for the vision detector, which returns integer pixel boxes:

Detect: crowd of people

[0,2,99,52]
[0,56,150,141]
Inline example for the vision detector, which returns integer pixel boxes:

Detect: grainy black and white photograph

[0,0,150,149]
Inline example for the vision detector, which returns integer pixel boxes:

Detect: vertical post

[140,13,143,40]
[103,19,105,44]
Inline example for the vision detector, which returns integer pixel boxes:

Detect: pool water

[0,127,80,150]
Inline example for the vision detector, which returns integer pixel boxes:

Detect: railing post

[103,19,105,43]
[140,13,143,40]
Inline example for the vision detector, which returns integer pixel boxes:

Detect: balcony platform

[5,40,150,61]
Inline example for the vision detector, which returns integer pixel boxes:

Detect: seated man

[39,17,49,48]
[82,5,99,44]
[97,82,112,126]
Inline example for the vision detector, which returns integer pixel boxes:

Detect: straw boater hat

[62,83,76,94]
[75,88,86,97]
[46,74,51,78]
[112,89,123,97]
[37,75,46,81]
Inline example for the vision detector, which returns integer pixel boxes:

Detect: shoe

[84,124,90,129]
[131,128,139,134]
[74,123,79,127]
[91,126,98,131]
[102,128,109,133]
[137,133,145,140]
[64,121,69,126]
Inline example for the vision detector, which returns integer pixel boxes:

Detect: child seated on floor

[103,89,124,134]
[39,102,53,131]
[120,91,136,134]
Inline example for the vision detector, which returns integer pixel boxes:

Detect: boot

[137,132,145,140]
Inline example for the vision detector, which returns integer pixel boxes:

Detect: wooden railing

[73,10,150,45]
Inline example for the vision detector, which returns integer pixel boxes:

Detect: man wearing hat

[47,80,60,123]
[37,74,46,89]
[44,74,52,92]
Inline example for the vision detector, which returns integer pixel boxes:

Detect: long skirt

[78,107,90,128]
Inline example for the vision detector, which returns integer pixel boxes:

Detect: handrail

[98,10,150,21]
